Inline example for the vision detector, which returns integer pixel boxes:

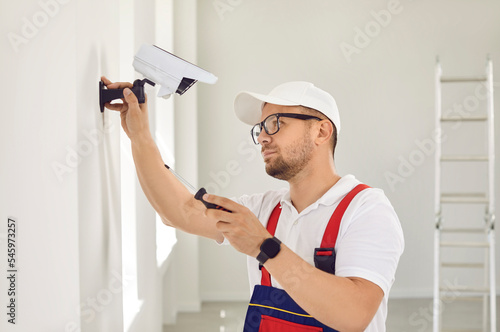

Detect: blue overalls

[243,184,370,332]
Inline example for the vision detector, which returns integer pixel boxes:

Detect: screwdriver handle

[194,188,232,213]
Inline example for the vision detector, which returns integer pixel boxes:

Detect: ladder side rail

[435,59,443,218]
[482,245,488,332]
[486,58,496,332]
[433,59,443,332]
[488,231,496,332]
[486,58,495,219]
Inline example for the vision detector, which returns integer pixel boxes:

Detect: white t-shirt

[231,174,405,332]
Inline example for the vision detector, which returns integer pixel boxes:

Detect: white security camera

[99,44,217,111]
[133,44,218,98]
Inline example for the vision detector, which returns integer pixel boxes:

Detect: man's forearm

[129,134,223,241]
[129,133,193,225]
[263,244,383,332]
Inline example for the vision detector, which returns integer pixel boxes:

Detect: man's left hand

[202,194,271,257]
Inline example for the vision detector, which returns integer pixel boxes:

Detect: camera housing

[99,44,218,112]
[133,44,218,98]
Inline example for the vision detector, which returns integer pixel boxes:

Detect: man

[102,77,404,332]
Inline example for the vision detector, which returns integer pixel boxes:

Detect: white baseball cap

[234,81,341,134]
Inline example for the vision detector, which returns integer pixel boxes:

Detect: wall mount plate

[99,78,155,112]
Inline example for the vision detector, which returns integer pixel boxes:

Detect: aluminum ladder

[433,58,496,332]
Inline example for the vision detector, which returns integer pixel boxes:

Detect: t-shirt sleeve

[334,190,405,296]
[233,193,265,217]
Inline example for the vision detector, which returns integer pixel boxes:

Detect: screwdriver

[164,164,231,212]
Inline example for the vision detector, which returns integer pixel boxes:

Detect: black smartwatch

[257,237,281,265]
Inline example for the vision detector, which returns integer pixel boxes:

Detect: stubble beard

[264,136,315,181]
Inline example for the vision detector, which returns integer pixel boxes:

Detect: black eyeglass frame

[251,112,322,145]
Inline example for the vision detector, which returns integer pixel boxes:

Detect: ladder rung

[440,286,490,293]
[440,228,485,233]
[441,155,489,162]
[441,193,488,204]
[440,76,487,83]
[441,199,489,204]
[441,262,484,268]
[441,116,488,122]
[440,241,489,248]
[451,296,484,302]
[442,193,486,197]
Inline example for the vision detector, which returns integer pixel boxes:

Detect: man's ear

[314,120,333,145]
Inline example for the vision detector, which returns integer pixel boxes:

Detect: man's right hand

[101,76,151,141]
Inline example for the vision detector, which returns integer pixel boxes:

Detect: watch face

[262,237,281,258]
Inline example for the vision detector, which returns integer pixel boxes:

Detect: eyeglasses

[251,113,321,145]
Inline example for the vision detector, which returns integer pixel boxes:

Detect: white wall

[195,0,500,300]
[0,0,176,331]
[171,0,202,313]
[0,0,124,331]
[76,0,124,329]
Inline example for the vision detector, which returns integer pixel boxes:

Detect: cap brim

[234,91,299,125]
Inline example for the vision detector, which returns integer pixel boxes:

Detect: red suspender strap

[266,203,281,236]
[320,184,371,248]
[260,184,370,287]
[261,203,282,287]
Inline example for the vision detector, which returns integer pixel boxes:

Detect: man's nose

[257,129,271,145]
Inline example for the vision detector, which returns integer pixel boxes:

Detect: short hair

[299,106,337,159]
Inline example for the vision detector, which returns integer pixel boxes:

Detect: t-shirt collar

[280,174,359,215]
